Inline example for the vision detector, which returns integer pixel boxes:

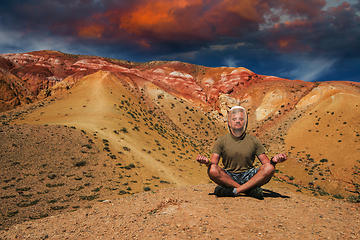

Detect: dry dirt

[1,184,359,239]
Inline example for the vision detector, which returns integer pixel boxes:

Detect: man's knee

[208,164,222,179]
[260,163,275,177]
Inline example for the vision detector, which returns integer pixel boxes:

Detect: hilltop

[0,50,359,234]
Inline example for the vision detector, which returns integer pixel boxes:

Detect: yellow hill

[283,84,360,197]
[12,71,226,191]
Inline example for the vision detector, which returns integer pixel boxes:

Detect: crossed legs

[208,163,275,195]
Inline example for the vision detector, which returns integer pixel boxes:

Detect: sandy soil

[1,184,359,239]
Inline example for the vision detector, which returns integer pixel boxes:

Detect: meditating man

[197,106,287,199]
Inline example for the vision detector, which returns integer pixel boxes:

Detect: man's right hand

[196,155,209,165]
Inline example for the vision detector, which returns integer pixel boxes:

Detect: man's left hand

[272,153,287,163]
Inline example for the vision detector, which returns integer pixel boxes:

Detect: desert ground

[1,184,359,239]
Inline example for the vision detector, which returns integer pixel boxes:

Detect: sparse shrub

[347,195,360,203]
[124,164,135,169]
[50,206,66,210]
[16,187,31,191]
[79,194,99,201]
[29,213,49,220]
[74,160,87,167]
[70,186,83,191]
[286,175,295,180]
[7,211,19,217]
[17,199,39,207]
[143,186,151,191]
[83,144,92,149]
[48,174,56,179]
[132,126,140,131]
[1,195,16,199]
[46,183,65,188]
[92,187,102,192]
[347,182,360,203]
[332,194,344,199]
[120,127,128,133]
[118,190,128,195]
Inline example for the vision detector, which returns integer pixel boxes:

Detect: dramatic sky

[1,0,359,82]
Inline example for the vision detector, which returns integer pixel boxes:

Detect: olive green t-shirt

[212,133,265,173]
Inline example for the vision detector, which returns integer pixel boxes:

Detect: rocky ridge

[0,50,302,114]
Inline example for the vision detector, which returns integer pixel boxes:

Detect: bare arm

[258,153,287,165]
[197,153,220,166]
[257,153,271,165]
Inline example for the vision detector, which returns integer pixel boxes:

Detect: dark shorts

[224,168,258,185]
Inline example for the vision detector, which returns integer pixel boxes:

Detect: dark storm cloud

[0,0,359,82]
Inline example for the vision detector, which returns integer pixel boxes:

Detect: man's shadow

[262,188,290,199]
[209,188,290,199]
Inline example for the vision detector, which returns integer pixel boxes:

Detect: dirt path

[1,184,359,239]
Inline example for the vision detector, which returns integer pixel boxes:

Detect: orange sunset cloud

[67,0,356,57]
[108,0,206,40]
[269,37,312,53]
[77,0,274,45]
[274,19,312,30]
[78,24,105,38]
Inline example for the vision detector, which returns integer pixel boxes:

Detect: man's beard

[230,127,245,138]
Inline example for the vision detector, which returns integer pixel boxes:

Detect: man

[197,106,287,199]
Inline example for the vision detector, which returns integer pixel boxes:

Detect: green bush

[332,194,344,199]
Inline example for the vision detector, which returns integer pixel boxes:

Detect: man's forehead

[230,111,245,116]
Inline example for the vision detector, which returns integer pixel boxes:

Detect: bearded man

[197,106,287,199]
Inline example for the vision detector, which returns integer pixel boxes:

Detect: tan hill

[0,50,359,232]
